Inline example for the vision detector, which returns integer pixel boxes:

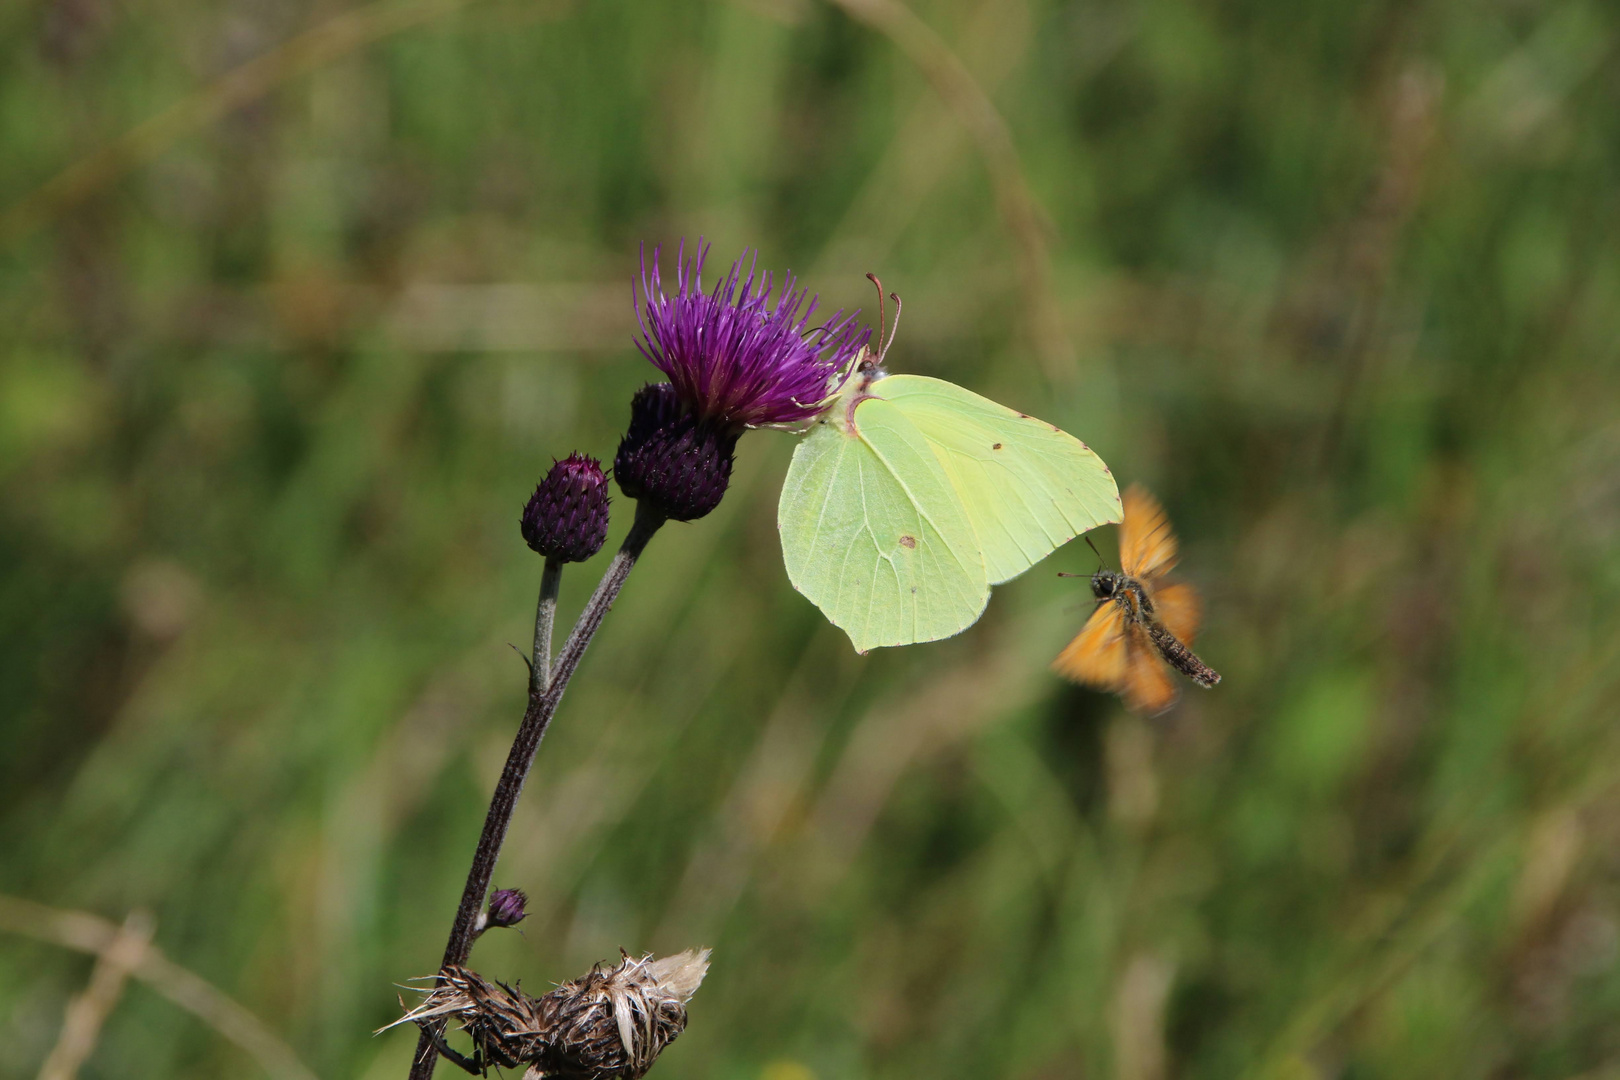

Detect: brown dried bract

[384,949,711,1080]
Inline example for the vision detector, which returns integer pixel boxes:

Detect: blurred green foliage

[3,0,1620,1077]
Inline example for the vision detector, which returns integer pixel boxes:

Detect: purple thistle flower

[634,239,871,431]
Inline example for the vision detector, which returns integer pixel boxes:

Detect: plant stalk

[407,501,666,1080]
[531,558,562,696]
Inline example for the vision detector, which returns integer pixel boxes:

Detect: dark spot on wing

[911,586,917,594]
[899,534,917,549]
[1017,412,1030,419]
[992,442,1002,450]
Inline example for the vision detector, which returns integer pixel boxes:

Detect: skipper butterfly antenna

[1085,535,1106,570]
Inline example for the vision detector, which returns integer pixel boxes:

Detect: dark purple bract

[614,382,739,523]
[520,454,611,563]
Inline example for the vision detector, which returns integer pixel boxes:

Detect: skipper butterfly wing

[1119,485,1178,582]
[1052,600,1127,690]
[1147,581,1201,645]
[1121,622,1178,715]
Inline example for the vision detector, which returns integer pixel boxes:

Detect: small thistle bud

[474,888,528,935]
[388,949,712,1080]
[613,383,739,522]
[521,454,610,563]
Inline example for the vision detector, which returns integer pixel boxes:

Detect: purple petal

[634,240,872,428]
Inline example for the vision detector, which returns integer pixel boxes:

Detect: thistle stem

[408,501,667,1080]
[531,558,562,696]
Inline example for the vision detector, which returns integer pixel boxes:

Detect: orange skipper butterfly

[1052,485,1220,714]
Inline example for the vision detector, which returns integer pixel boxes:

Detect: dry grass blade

[35,910,154,1080]
[818,0,1075,383]
[0,896,319,1080]
[806,0,1034,277]
[0,0,486,249]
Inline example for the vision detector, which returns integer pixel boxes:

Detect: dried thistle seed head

[475,888,528,933]
[532,948,711,1080]
[521,453,611,563]
[384,966,545,1071]
[614,383,738,522]
[386,948,711,1080]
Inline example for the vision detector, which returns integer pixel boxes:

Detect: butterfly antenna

[1085,535,1107,570]
[883,292,902,359]
[866,272,886,355]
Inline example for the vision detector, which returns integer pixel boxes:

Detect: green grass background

[3,0,1619,1077]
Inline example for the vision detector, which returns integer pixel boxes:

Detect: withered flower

[389,949,711,1080]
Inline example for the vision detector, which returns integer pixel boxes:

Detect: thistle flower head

[521,454,611,563]
[635,239,870,431]
[613,383,738,523]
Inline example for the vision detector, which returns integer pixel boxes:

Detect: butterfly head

[1090,569,1125,601]
[853,345,885,381]
[808,271,899,419]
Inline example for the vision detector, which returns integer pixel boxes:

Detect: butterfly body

[1054,488,1220,714]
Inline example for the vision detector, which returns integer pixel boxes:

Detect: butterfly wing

[1121,622,1178,715]
[877,375,1121,585]
[1052,600,1128,689]
[1147,581,1201,644]
[778,395,988,652]
[1119,485,1178,582]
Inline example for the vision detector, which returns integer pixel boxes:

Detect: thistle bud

[474,888,528,935]
[389,949,712,1080]
[613,383,739,522]
[521,454,610,563]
